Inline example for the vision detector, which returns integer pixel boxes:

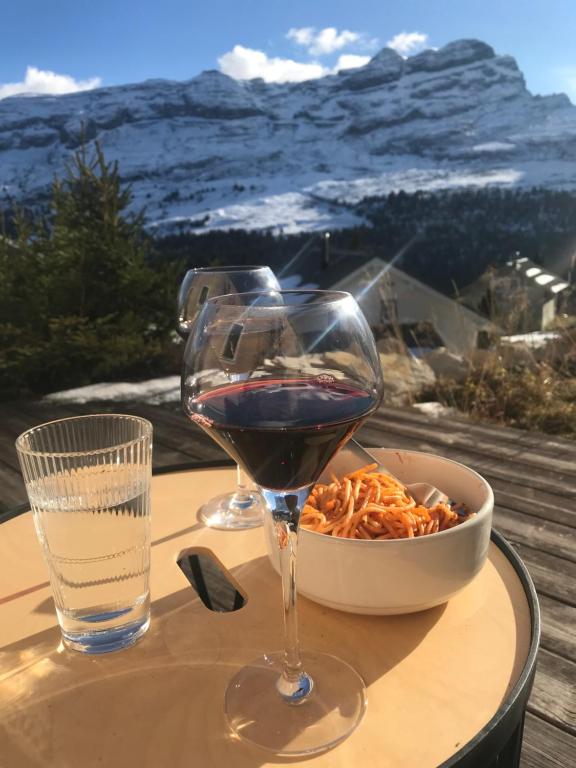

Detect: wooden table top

[0,466,535,767]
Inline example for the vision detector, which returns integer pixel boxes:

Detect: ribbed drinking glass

[16,414,152,654]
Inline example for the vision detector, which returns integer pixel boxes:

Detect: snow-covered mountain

[2,39,576,234]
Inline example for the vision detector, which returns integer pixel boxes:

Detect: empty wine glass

[182,290,383,755]
[177,266,280,529]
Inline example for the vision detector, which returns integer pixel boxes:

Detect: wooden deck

[0,399,574,766]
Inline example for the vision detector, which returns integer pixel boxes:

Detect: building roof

[281,234,493,330]
[278,235,375,290]
[461,255,569,313]
[506,256,569,296]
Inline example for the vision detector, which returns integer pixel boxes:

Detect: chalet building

[281,239,494,355]
[460,256,570,333]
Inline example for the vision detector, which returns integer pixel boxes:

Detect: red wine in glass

[187,378,379,490]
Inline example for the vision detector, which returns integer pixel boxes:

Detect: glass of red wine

[182,290,383,756]
[177,266,280,529]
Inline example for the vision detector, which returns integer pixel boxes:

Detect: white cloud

[218,45,373,83]
[218,27,377,84]
[287,26,372,56]
[311,28,359,56]
[218,45,328,83]
[0,66,101,100]
[286,27,315,47]
[386,32,429,57]
[335,54,371,72]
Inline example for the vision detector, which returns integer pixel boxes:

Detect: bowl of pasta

[264,446,493,615]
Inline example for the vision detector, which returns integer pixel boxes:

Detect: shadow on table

[0,554,445,767]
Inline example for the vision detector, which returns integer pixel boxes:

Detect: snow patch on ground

[309,167,525,206]
[278,274,319,290]
[472,142,516,152]
[412,401,458,418]
[148,189,365,236]
[144,164,532,235]
[45,376,181,405]
[502,331,560,349]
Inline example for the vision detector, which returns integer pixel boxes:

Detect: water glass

[16,414,152,654]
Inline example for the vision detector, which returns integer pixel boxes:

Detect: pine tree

[0,143,180,398]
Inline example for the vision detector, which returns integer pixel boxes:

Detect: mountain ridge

[1,38,576,234]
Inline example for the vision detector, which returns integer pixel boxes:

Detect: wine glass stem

[261,487,314,704]
[279,523,302,679]
[232,465,254,506]
[236,464,249,492]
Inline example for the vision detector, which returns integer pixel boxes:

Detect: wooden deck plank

[5,398,223,456]
[527,648,576,735]
[0,404,56,471]
[0,401,224,510]
[485,480,575,529]
[368,410,576,492]
[373,406,576,477]
[51,400,227,463]
[360,420,576,529]
[115,402,227,461]
[492,508,576,565]
[358,420,576,499]
[508,542,576,608]
[521,712,576,768]
[379,406,576,461]
[538,595,576,661]
[0,461,26,514]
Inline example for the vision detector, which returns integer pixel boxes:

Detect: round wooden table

[0,464,540,767]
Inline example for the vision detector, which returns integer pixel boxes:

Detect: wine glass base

[225,650,367,756]
[199,492,265,530]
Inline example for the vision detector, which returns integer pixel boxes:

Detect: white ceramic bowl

[264,447,493,615]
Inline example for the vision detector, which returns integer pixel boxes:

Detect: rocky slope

[1,39,575,233]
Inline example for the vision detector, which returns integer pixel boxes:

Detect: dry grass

[372,274,576,437]
[427,328,576,438]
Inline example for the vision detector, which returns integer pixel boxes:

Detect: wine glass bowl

[181,290,383,756]
[176,265,279,338]
[177,266,281,529]
[182,291,383,491]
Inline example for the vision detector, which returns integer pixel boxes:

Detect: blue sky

[2,0,576,100]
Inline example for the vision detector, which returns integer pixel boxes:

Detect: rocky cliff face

[1,39,575,234]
